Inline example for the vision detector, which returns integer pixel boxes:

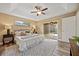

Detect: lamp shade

[5,24,11,29]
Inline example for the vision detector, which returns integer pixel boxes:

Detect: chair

[69,39,79,56]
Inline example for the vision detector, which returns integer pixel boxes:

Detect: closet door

[62,16,76,42]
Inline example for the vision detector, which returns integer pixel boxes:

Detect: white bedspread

[15,34,44,51]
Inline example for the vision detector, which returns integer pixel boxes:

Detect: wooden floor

[0,43,16,55]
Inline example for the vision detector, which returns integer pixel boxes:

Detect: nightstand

[2,34,14,45]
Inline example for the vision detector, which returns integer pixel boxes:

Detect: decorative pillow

[20,32,26,36]
[15,31,21,36]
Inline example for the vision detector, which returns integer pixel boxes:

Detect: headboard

[14,29,30,36]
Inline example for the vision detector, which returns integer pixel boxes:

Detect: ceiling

[0,3,79,21]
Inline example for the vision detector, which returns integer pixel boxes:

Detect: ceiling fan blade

[35,6,41,10]
[42,8,48,11]
[31,11,37,13]
[42,12,45,15]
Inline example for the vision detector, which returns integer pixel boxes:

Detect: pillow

[15,31,21,36]
[20,32,26,36]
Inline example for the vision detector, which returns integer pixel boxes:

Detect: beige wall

[35,17,60,34]
[0,10,78,37]
[0,11,76,35]
[34,22,44,34]
[61,16,76,42]
[76,9,79,36]
[57,11,77,42]
[35,11,78,43]
[0,13,36,25]
[0,23,5,35]
[0,13,36,35]
[36,11,77,34]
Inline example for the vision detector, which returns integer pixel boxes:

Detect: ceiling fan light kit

[31,6,48,16]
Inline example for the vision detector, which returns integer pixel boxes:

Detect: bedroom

[0,3,79,56]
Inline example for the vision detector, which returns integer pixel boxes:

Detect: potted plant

[72,36,79,46]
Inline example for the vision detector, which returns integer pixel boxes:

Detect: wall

[35,17,60,34]
[58,19,62,40]
[35,11,77,42]
[0,23,5,35]
[0,13,36,35]
[34,22,44,34]
[59,9,79,42]
[76,10,79,36]
[60,9,79,42]
[61,16,76,42]
[36,11,77,35]
[0,10,79,42]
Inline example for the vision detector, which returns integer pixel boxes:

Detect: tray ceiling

[0,3,78,21]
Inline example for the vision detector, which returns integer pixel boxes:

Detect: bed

[14,34,44,51]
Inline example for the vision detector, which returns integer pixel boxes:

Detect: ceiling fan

[31,6,48,16]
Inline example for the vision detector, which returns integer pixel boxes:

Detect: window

[15,21,30,26]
